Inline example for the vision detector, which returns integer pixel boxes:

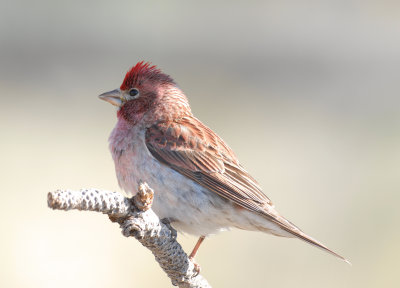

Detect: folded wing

[145,116,348,263]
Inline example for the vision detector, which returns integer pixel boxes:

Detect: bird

[99,61,349,266]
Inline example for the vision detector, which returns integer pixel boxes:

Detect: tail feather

[281,224,351,265]
[262,211,351,265]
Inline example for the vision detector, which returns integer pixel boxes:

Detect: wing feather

[145,117,272,210]
[145,116,349,263]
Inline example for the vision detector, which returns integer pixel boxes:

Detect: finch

[99,61,348,263]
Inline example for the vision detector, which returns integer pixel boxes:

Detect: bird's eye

[129,88,139,97]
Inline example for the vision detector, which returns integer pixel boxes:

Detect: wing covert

[145,117,273,212]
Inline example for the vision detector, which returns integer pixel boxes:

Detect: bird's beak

[98,89,125,107]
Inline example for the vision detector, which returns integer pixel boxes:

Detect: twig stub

[134,181,154,211]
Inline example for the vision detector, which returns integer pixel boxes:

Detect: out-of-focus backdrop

[1,1,399,287]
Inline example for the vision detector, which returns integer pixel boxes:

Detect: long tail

[262,211,351,265]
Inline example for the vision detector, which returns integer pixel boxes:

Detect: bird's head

[99,61,191,125]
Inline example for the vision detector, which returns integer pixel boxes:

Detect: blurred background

[1,0,399,287]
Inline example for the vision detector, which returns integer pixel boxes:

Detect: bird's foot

[189,256,201,277]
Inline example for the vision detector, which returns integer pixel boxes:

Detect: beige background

[1,1,399,287]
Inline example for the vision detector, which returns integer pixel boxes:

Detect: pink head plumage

[120,61,175,90]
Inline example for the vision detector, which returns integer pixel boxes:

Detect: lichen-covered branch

[47,182,211,288]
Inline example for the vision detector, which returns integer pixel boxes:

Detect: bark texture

[47,182,211,288]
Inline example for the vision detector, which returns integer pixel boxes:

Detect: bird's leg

[189,236,205,260]
[189,236,205,276]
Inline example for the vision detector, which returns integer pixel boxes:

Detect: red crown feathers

[120,61,175,90]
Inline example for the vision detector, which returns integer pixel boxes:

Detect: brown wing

[145,116,273,213]
[145,116,349,263]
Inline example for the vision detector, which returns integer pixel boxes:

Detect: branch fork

[47,181,211,288]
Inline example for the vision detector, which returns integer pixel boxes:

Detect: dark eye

[129,88,139,97]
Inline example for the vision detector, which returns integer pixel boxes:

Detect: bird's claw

[189,256,201,277]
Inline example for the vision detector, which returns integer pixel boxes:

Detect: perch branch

[47,182,211,288]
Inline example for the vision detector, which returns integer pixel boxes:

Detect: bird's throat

[117,98,152,125]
